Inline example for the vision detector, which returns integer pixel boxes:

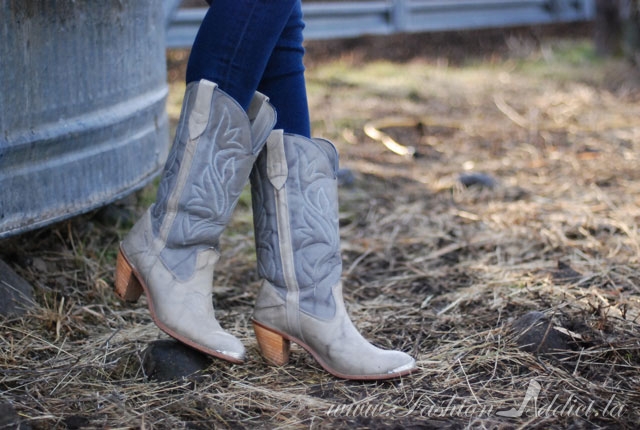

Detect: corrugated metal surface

[0,0,170,238]
[166,0,596,48]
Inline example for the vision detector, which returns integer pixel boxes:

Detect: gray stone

[337,168,356,187]
[63,415,90,429]
[0,259,35,317]
[552,261,582,284]
[510,311,571,355]
[0,402,32,430]
[459,172,497,189]
[142,339,212,382]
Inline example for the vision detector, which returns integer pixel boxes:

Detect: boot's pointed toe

[389,355,417,375]
[200,330,246,362]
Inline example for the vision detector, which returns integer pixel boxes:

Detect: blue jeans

[186,0,310,137]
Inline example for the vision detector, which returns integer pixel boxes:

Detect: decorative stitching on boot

[284,135,340,319]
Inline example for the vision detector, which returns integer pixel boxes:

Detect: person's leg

[186,0,300,112]
[115,1,288,363]
[257,1,310,137]
[248,4,416,379]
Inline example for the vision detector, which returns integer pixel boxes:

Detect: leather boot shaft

[148,80,275,281]
[251,130,342,319]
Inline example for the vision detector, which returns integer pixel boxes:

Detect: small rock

[142,339,212,381]
[459,172,497,189]
[0,402,32,430]
[337,168,355,187]
[552,261,582,284]
[0,259,35,317]
[510,311,571,355]
[31,257,48,273]
[502,186,529,201]
[94,203,135,227]
[64,415,90,429]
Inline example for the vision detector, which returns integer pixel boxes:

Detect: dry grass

[2,27,640,428]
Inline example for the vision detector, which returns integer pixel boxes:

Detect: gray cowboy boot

[115,79,276,363]
[250,130,416,379]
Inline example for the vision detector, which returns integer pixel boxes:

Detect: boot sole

[252,319,417,380]
[115,245,244,364]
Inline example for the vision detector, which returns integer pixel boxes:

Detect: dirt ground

[2,25,640,428]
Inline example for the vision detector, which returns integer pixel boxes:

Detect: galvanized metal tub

[0,0,170,238]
